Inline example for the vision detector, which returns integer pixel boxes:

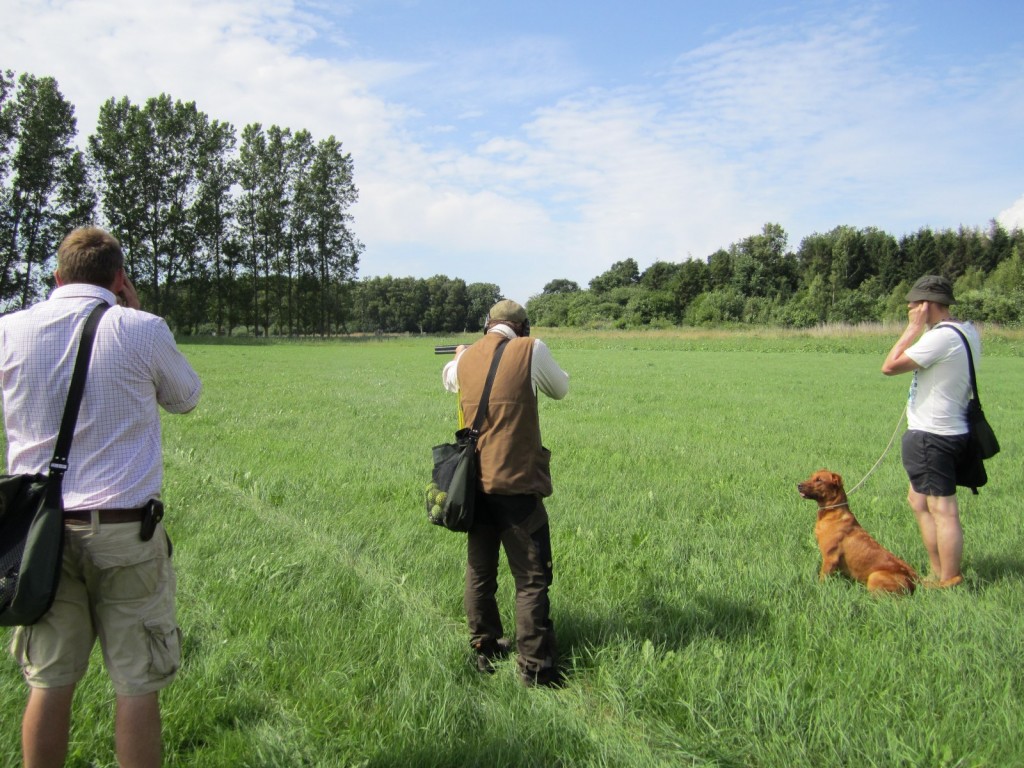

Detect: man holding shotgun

[441,300,569,686]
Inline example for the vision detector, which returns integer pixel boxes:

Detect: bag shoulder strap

[469,337,510,435]
[936,322,980,405]
[49,302,110,476]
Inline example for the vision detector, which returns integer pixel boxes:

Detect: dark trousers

[465,492,557,675]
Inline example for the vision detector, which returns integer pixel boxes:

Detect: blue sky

[5,0,1024,301]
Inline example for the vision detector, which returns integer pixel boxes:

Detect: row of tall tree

[1,69,362,335]
[0,71,92,310]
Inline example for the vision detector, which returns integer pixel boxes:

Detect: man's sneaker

[474,638,511,674]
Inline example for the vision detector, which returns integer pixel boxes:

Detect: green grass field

[2,327,1023,767]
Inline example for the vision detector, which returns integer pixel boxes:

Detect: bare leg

[22,685,74,768]
[908,487,941,577]
[928,494,963,582]
[115,692,162,768]
[909,486,963,582]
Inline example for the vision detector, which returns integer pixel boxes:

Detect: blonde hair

[56,227,124,288]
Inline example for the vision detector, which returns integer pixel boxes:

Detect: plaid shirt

[0,283,201,510]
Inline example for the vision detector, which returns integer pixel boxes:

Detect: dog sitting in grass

[797,469,918,594]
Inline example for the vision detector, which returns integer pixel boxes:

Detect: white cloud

[998,195,1024,232]
[4,0,405,146]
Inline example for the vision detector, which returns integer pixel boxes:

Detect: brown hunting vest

[457,333,553,497]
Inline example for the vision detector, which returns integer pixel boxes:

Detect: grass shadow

[971,553,1024,584]
[558,587,770,662]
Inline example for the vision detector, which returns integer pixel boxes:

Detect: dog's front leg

[818,548,841,580]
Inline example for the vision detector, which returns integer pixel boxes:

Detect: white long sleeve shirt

[442,326,569,399]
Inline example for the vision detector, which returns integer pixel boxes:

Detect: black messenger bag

[0,302,109,626]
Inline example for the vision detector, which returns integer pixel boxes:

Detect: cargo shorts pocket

[10,625,32,670]
[144,619,182,678]
[90,530,166,602]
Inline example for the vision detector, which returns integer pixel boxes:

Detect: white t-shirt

[904,321,979,435]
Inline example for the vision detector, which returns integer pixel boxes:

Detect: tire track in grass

[160,445,492,762]
[167,446,464,612]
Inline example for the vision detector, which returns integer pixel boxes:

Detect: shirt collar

[487,325,518,340]
[50,283,118,305]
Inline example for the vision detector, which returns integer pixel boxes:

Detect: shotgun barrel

[434,345,459,355]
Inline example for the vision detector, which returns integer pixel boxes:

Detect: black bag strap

[468,337,510,436]
[936,322,980,406]
[49,302,110,477]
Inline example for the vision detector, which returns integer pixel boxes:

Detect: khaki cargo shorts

[10,517,180,696]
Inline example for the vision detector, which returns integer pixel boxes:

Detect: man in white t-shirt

[882,275,979,589]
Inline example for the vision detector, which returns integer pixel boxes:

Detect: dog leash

[818,406,908,510]
[841,405,908,499]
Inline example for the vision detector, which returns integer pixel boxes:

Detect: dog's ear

[829,472,843,486]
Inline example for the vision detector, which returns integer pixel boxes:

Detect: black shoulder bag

[0,302,109,626]
[938,322,999,494]
[426,338,510,531]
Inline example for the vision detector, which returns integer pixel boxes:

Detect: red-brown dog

[797,469,918,594]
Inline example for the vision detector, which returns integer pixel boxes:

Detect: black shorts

[901,430,969,497]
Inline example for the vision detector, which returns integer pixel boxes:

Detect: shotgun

[434,345,459,355]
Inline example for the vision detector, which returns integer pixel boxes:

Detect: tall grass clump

[1,328,1022,767]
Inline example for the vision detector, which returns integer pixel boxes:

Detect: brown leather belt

[64,507,147,524]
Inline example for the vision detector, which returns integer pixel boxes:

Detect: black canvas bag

[426,338,509,531]
[0,302,109,626]
[427,429,480,532]
[937,323,999,494]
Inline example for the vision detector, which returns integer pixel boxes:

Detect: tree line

[527,222,1024,328]
[4,69,1022,335]
[1,69,363,336]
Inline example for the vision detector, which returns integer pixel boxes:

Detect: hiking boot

[474,638,511,674]
[520,666,565,689]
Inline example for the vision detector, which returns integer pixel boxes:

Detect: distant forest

[3,69,1022,335]
[528,221,1024,329]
